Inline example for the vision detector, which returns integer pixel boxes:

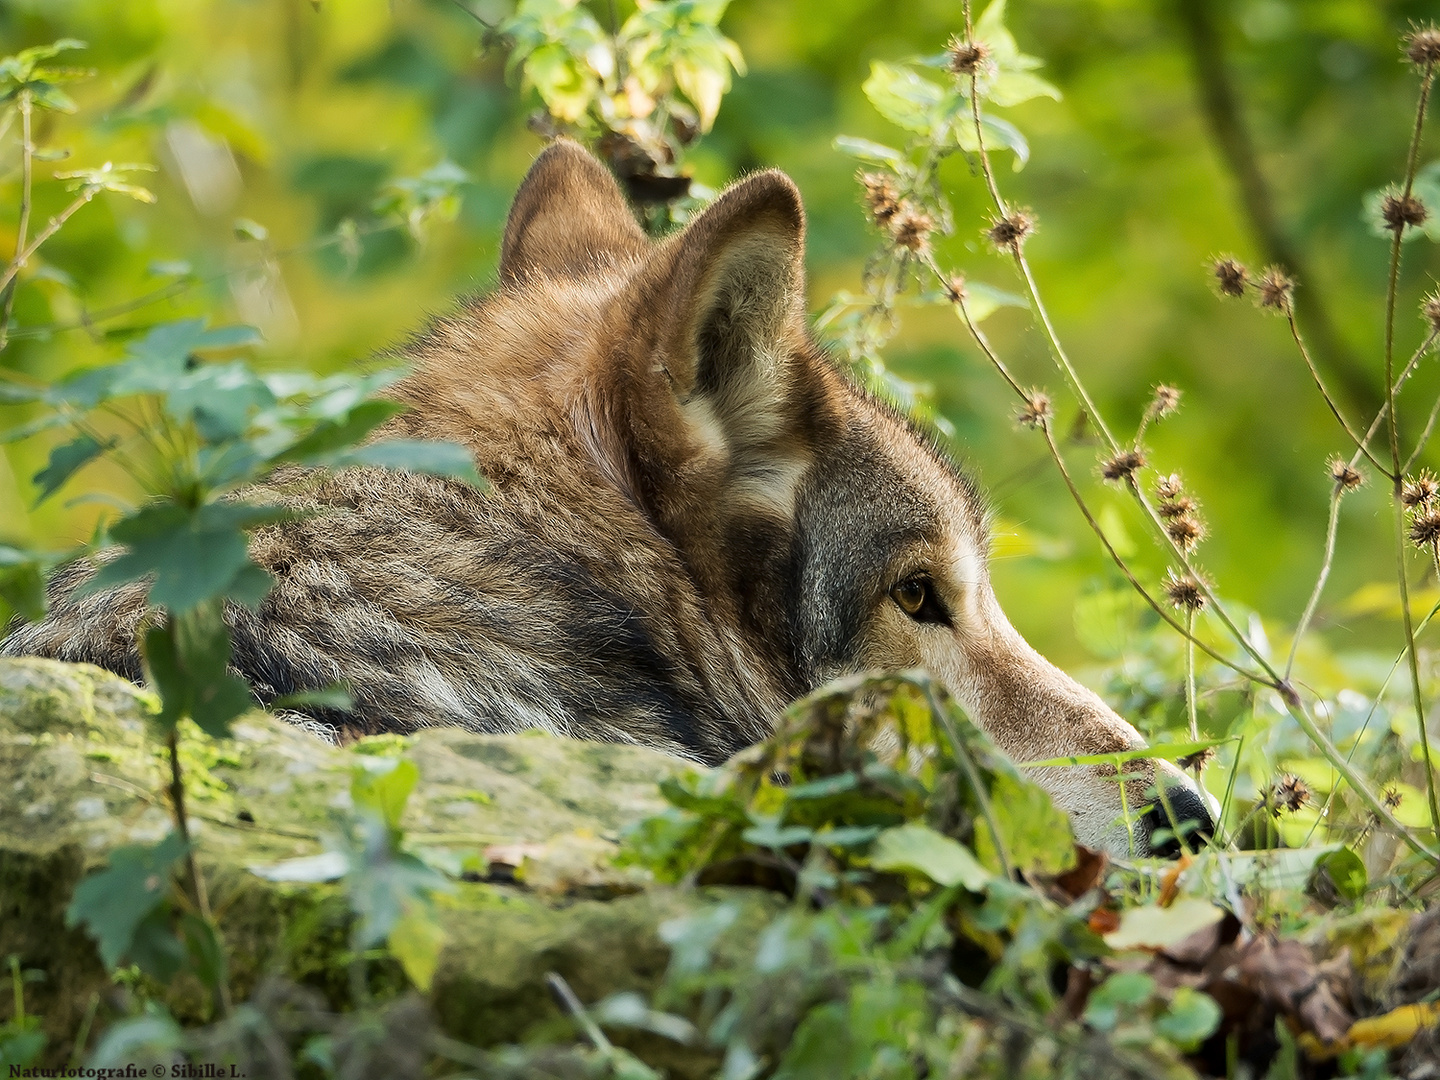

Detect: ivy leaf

[65,831,187,970]
[31,432,112,505]
[870,823,989,890]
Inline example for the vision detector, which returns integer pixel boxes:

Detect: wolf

[2,139,1211,855]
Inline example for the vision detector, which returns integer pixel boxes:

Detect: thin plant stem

[0,92,34,351]
[1186,607,1200,782]
[1385,59,1440,855]
[1285,484,1343,679]
[1284,308,1391,476]
[1350,327,1440,470]
[1405,391,1440,471]
[0,189,96,296]
[166,722,232,1016]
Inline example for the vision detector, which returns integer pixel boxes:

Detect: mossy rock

[0,657,773,1071]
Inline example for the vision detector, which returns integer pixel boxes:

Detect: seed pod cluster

[1405,471,1440,549]
[1156,473,1205,551]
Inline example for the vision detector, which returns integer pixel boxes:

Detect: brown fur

[2,140,1210,854]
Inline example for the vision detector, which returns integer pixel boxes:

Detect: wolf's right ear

[500,139,648,282]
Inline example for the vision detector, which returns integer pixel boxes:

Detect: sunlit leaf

[870,823,989,890]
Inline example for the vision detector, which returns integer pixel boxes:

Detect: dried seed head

[1406,26,1440,68]
[890,204,934,254]
[1273,773,1311,815]
[1257,265,1295,311]
[1328,456,1363,492]
[1384,785,1404,810]
[986,209,1035,249]
[1148,384,1182,420]
[1017,391,1052,428]
[1422,291,1440,334]
[859,171,902,225]
[1165,513,1205,551]
[1382,192,1428,233]
[1158,495,1198,519]
[1403,471,1440,509]
[946,35,992,77]
[1155,473,1185,501]
[1408,506,1440,548]
[1164,570,1207,611]
[1213,257,1249,298]
[1101,449,1146,482]
[1176,746,1216,772]
[943,275,966,304]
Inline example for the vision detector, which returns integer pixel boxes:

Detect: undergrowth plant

[827,1,1440,890]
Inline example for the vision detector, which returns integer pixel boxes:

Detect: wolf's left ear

[635,171,806,409]
[500,138,648,282]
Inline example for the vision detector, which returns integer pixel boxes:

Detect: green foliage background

[3,0,1440,674]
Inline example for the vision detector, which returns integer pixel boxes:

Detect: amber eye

[890,574,950,625]
[892,577,929,616]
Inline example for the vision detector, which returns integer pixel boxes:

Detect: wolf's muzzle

[1142,781,1216,858]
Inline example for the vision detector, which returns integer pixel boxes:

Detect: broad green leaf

[0,545,47,622]
[387,901,446,991]
[741,821,814,849]
[143,609,254,736]
[863,60,947,133]
[31,433,110,505]
[979,771,1075,876]
[988,68,1061,107]
[0,1027,45,1071]
[1155,987,1223,1050]
[345,820,450,949]
[870,823,989,890]
[1103,896,1225,951]
[1083,971,1155,1031]
[85,500,288,615]
[164,361,277,443]
[126,906,186,983]
[353,756,419,833]
[1311,847,1367,903]
[65,831,187,970]
[248,851,349,883]
[958,281,1029,322]
[833,136,904,166]
[275,399,407,464]
[524,42,595,123]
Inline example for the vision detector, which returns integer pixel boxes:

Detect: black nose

[1143,784,1215,858]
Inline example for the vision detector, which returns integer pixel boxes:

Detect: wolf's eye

[890,575,949,625]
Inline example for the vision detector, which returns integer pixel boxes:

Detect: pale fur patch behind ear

[677,234,809,517]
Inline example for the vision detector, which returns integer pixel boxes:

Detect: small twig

[166,724,232,1016]
[0,92,34,351]
[1285,308,1392,477]
[545,971,613,1054]
[0,189,97,296]
[1185,607,1201,783]
[1285,483,1344,679]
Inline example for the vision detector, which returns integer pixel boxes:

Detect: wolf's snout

[1141,771,1216,857]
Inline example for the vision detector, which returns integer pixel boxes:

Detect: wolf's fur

[2,140,1210,854]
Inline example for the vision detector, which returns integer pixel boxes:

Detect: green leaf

[981,770,1075,876]
[1083,971,1155,1031]
[275,399,407,464]
[1311,847,1368,903]
[0,1027,46,1071]
[741,821,814,849]
[870,823,989,890]
[958,281,1029,322]
[1155,987,1222,1050]
[65,831,187,970]
[179,912,228,996]
[387,901,446,991]
[164,361,277,442]
[352,756,420,833]
[126,906,186,983]
[143,607,254,737]
[345,818,450,949]
[335,438,484,484]
[85,500,288,615]
[862,60,948,133]
[32,433,110,505]
[833,136,904,166]
[0,545,46,622]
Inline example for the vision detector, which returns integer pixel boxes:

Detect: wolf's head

[432,140,1210,856]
